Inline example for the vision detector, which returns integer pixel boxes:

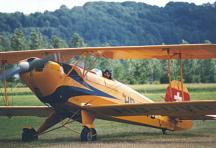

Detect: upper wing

[1,44,216,64]
[0,106,53,117]
[82,101,216,120]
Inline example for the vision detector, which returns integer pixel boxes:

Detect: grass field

[0,83,216,147]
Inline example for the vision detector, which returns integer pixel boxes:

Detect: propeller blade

[0,66,22,81]
[0,54,57,81]
[29,54,57,69]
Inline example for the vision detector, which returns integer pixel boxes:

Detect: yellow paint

[81,110,95,128]
[1,44,216,64]
[20,61,192,132]
[169,80,189,93]
[174,120,192,131]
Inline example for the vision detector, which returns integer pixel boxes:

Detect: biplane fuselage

[1,44,216,142]
[20,61,192,131]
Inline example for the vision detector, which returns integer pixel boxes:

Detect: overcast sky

[0,0,215,14]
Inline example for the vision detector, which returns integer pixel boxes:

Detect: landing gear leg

[22,128,38,142]
[162,129,167,135]
[80,126,97,142]
[80,110,96,142]
[21,111,64,142]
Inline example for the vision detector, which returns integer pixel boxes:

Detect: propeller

[0,54,58,81]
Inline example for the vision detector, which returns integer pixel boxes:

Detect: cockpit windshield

[91,68,103,77]
[68,56,111,79]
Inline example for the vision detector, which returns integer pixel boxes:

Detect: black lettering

[125,97,130,104]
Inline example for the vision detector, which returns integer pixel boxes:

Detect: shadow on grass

[97,131,206,141]
[0,137,78,144]
[0,131,210,144]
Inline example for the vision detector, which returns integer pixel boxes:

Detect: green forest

[0,1,216,84]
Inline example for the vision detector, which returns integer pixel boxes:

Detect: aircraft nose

[21,60,65,99]
[18,61,30,72]
[0,54,58,81]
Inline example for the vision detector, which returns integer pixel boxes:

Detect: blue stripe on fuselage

[68,69,116,99]
[40,86,100,104]
[39,68,116,105]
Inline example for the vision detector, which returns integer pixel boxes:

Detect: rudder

[165,80,190,102]
[165,80,192,131]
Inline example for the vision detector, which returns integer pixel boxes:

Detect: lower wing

[82,101,216,120]
[0,106,53,117]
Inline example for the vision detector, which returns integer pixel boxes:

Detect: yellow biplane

[0,44,216,142]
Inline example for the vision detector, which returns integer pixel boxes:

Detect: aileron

[83,101,216,119]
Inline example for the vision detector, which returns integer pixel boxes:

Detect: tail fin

[165,80,190,102]
[165,80,192,131]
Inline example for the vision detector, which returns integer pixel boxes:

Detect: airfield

[0,83,216,147]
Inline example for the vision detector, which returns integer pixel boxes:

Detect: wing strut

[81,54,98,78]
[179,54,184,101]
[3,80,8,106]
[1,63,9,107]
[167,50,172,100]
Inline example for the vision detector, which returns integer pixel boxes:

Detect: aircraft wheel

[80,126,97,142]
[162,129,167,135]
[22,127,38,142]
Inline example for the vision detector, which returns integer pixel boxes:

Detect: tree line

[0,28,85,51]
[0,28,215,84]
[0,2,216,46]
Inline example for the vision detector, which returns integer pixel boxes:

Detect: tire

[22,128,38,142]
[162,128,167,135]
[80,126,97,142]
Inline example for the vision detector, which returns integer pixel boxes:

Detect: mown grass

[0,83,216,147]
